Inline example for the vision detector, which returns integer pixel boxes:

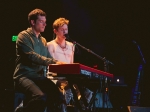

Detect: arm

[70,44,75,63]
[16,32,57,66]
[47,42,55,58]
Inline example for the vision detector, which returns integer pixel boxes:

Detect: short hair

[28,8,46,26]
[53,18,69,30]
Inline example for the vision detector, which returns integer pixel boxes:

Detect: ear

[53,29,57,34]
[31,20,35,26]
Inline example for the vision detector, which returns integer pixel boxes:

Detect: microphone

[63,34,76,44]
[132,40,137,44]
[64,34,69,39]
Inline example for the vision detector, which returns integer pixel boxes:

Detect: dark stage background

[0,0,150,111]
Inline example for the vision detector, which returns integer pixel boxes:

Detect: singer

[47,18,93,111]
[47,18,76,112]
[47,18,75,64]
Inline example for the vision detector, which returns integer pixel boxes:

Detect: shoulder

[66,41,75,51]
[18,30,28,37]
[47,40,56,46]
[18,28,32,37]
[18,27,34,40]
[47,40,57,48]
[17,30,31,42]
[66,41,73,46]
[41,36,47,44]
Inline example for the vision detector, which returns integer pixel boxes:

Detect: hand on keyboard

[56,61,66,64]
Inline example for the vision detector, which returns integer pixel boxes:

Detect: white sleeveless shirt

[47,40,74,64]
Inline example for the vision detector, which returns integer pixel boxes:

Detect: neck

[55,37,67,49]
[32,27,40,38]
[55,37,66,46]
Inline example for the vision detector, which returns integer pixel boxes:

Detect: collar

[26,27,42,38]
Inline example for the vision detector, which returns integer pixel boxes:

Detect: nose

[42,21,46,26]
[63,30,68,34]
[62,29,65,33]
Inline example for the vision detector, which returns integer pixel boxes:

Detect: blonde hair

[53,18,69,30]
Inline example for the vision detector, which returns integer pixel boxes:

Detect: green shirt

[13,28,57,80]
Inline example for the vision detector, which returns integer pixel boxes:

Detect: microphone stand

[133,40,146,64]
[66,36,114,68]
[66,35,114,111]
[132,40,146,106]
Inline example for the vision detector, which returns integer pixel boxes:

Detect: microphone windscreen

[64,34,69,38]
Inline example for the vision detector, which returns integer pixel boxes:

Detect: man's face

[32,15,46,33]
[55,24,68,39]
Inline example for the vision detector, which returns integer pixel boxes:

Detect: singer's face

[55,24,68,39]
